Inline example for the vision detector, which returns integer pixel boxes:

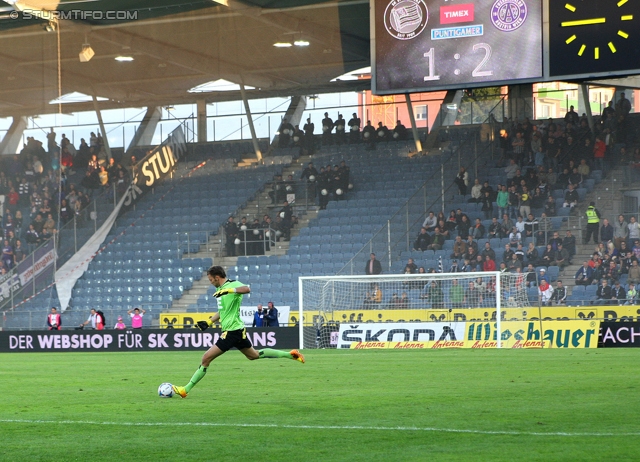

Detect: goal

[298,271,543,349]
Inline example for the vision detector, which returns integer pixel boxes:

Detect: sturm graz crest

[384,0,429,40]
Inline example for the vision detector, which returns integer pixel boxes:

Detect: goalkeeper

[172,265,304,398]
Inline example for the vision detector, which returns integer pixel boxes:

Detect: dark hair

[207,265,226,279]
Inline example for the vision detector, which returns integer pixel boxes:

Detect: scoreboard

[372,0,640,94]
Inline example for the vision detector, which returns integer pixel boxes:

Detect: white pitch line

[0,419,637,437]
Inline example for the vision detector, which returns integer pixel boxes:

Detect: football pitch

[1,348,638,461]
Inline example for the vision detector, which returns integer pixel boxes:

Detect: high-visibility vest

[586,207,599,224]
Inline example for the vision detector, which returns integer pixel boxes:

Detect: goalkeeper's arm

[197,313,220,331]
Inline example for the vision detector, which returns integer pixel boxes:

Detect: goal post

[298,271,543,350]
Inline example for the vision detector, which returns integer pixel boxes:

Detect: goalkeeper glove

[213,287,235,298]
[196,319,213,331]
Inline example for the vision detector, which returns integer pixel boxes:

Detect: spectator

[518,187,531,218]
[600,219,614,244]
[25,224,40,252]
[554,243,570,268]
[503,243,515,264]
[427,281,444,308]
[1,240,13,270]
[348,112,361,143]
[526,242,539,266]
[563,230,577,257]
[480,191,493,220]
[427,227,445,250]
[263,301,280,326]
[451,236,467,259]
[454,167,469,196]
[371,285,382,304]
[508,253,523,272]
[525,263,537,287]
[524,213,538,240]
[628,260,640,285]
[593,135,606,173]
[626,283,637,305]
[508,227,522,247]
[413,227,431,251]
[496,185,509,218]
[13,239,25,264]
[483,255,496,272]
[550,280,567,305]
[252,304,264,327]
[538,268,549,284]
[365,253,382,275]
[46,307,61,330]
[224,216,238,257]
[422,211,437,231]
[614,214,628,249]
[128,307,146,329]
[628,216,640,246]
[515,215,525,234]
[464,281,483,306]
[114,316,127,330]
[541,244,554,265]
[595,280,612,305]
[481,242,496,261]
[488,217,504,239]
[42,213,56,241]
[393,120,407,140]
[563,184,579,208]
[80,308,104,330]
[404,258,418,274]
[538,279,553,306]
[544,195,557,217]
[449,279,465,306]
[468,179,482,203]
[504,159,519,180]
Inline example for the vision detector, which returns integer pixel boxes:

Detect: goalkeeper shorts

[216,328,253,352]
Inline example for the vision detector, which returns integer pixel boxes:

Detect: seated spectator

[563,183,579,208]
[42,213,56,240]
[427,227,445,250]
[524,213,538,239]
[468,179,483,203]
[575,261,594,285]
[549,231,563,251]
[464,281,483,306]
[515,215,525,233]
[1,240,13,270]
[457,215,472,239]
[526,242,539,266]
[538,279,553,306]
[481,242,496,261]
[554,243,570,268]
[449,279,465,305]
[592,260,606,285]
[563,230,577,257]
[515,243,525,261]
[488,217,504,239]
[628,260,640,285]
[551,280,567,305]
[472,218,486,239]
[541,244,554,265]
[501,214,514,237]
[525,264,537,287]
[544,195,557,217]
[483,255,496,272]
[595,280,612,305]
[626,283,637,305]
[450,236,467,259]
[404,258,417,274]
[508,226,522,247]
[507,253,523,272]
[422,212,437,231]
[611,280,626,305]
[413,227,431,251]
[503,243,515,264]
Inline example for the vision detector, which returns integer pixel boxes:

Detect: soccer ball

[158,382,174,398]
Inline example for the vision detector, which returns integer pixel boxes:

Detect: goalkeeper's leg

[174,345,225,398]
[251,347,305,363]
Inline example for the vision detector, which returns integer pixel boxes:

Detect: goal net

[298,271,543,350]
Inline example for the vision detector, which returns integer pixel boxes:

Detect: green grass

[0,349,638,461]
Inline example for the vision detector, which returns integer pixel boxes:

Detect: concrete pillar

[196,99,207,143]
[0,116,27,155]
[127,106,162,151]
[92,95,112,160]
[507,84,534,122]
[239,83,262,161]
[579,84,594,135]
[404,93,422,153]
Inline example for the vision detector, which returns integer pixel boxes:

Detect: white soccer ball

[280,212,285,218]
[240,225,247,231]
[336,188,343,195]
[265,231,271,237]
[158,382,174,398]
[308,175,315,182]
[234,238,241,245]
[253,229,259,235]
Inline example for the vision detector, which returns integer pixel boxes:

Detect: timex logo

[440,3,475,24]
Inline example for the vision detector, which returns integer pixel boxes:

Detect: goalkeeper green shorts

[216,328,253,352]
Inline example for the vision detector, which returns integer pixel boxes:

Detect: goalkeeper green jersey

[216,280,246,331]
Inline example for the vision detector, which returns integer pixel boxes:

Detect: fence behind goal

[298,271,543,349]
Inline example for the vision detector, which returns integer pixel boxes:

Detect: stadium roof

[0,0,371,117]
